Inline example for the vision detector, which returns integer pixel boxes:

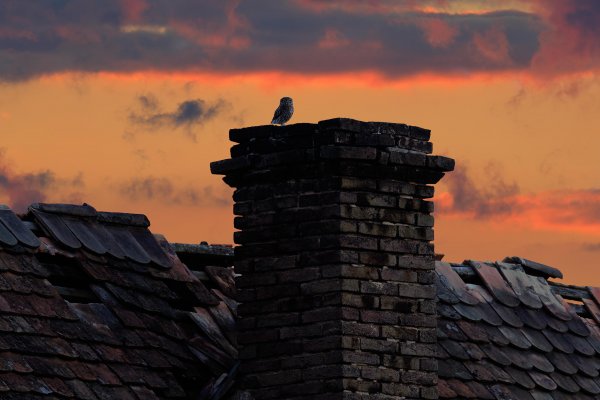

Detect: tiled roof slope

[0,203,238,400]
[436,258,600,400]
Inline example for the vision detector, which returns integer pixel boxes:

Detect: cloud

[0,1,543,81]
[437,164,600,235]
[1,1,599,81]
[118,176,231,207]
[0,149,84,212]
[582,243,600,252]
[530,0,600,75]
[128,95,228,140]
[417,17,459,48]
[439,162,520,217]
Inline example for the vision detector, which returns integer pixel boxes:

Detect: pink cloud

[437,166,600,236]
[472,26,511,64]
[531,0,600,75]
[120,0,148,22]
[418,17,458,48]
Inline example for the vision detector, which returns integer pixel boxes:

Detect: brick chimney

[211,118,454,400]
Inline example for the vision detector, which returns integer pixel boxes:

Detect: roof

[2,202,600,399]
[0,203,238,400]
[436,258,600,400]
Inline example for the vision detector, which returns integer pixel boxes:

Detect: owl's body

[271,97,294,126]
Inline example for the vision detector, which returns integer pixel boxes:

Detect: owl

[271,97,294,126]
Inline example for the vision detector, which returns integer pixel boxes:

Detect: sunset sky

[0,0,599,284]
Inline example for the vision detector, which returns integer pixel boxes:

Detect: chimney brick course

[212,118,454,400]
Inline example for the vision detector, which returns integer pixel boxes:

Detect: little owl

[271,97,294,126]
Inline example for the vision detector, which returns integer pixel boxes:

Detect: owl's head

[280,97,293,105]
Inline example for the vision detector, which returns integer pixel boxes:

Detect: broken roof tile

[470,261,520,307]
[437,262,479,305]
[503,256,563,279]
[497,262,543,309]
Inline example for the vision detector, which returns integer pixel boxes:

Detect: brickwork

[211,118,454,400]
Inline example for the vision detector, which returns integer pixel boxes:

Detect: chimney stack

[211,118,454,400]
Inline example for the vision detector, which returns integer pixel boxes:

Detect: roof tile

[471,261,520,307]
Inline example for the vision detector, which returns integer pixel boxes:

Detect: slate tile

[436,273,460,305]
[62,217,108,255]
[465,381,494,399]
[528,276,571,321]
[460,342,485,360]
[480,343,511,366]
[503,347,533,370]
[436,262,479,305]
[506,366,536,389]
[567,332,595,356]
[489,301,524,329]
[528,352,554,374]
[0,209,40,249]
[42,376,74,397]
[498,326,532,349]
[22,356,75,379]
[497,262,543,309]
[584,321,600,354]
[436,343,449,359]
[446,378,477,398]
[583,298,600,325]
[522,328,553,352]
[573,375,600,395]
[438,379,457,398]
[528,371,557,391]
[546,315,569,333]
[570,354,599,378]
[543,330,574,354]
[103,225,151,264]
[507,386,536,400]
[488,383,524,400]
[530,390,553,400]
[129,228,173,269]
[546,351,578,374]
[456,320,489,343]
[31,209,81,250]
[131,385,161,400]
[68,361,102,381]
[64,379,99,400]
[94,364,121,385]
[467,288,503,326]
[550,372,580,393]
[471,261,519,307]
[482,324,510,346]
[439,321,468,341]
[452,302,484,322]
[440,340,469,360]
[465,360,513,383]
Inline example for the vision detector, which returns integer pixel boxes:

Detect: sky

[0,0,599,285]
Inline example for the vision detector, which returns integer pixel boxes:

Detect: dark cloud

[128,95,228,140]
[583,243,600,252]
[0,149,84,212]
[118,176,231,207]
[0,0,548,81]
[439,163,520,218]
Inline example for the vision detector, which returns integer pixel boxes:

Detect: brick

[357,222,397,237]
[364,367,400,383]
[360,281,397,296]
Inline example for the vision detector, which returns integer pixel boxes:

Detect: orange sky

[0,0,599,285]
